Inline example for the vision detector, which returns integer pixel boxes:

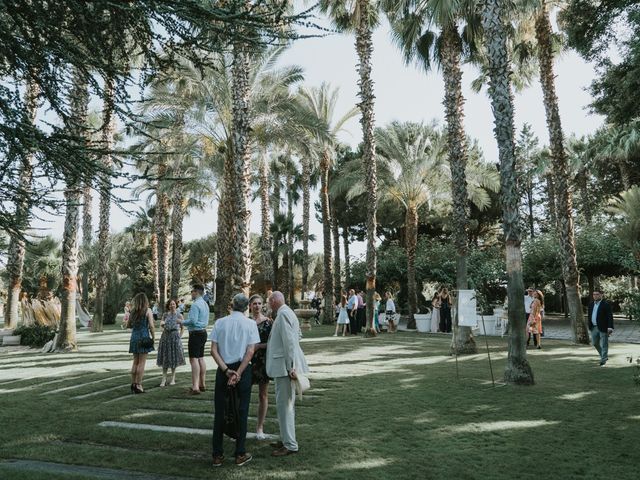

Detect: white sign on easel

[457,289,477,327]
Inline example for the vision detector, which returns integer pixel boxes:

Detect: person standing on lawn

[587,290,614,367]
[266,291,309,457]
[210,293,260,467]
[182,284,209,394]
[347,289,358,335]
[248,294,273,440]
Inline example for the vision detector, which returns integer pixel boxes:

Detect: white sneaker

[332,334,337,337]
[256,432,267,441]
[160,380,166,387]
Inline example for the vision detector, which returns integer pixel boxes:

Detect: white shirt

[591,301,601,326]
[524,295,534,314]
[208,311,260,364]
[385,299,396,313]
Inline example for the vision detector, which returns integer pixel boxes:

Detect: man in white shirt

[524,288,535,323]
[347,289,358,335]
[209,293,260,467]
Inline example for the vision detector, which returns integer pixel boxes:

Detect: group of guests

[125,285,309,467]
[429,287,453,333]
[333,290,399,335]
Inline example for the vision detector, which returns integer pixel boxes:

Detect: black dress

[440,296,452,333]
[251,319,273,385]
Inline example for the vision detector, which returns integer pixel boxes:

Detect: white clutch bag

[293,373,311,399]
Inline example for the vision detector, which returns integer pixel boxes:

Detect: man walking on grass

[210,293,260,467]
[587,289,614,367]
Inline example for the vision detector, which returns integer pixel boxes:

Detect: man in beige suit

[266,291,309,457]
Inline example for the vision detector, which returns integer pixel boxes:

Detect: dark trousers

[441,308,452,333]
[349,311,358,334]
[212,362,252,457]
[357,307,365,332]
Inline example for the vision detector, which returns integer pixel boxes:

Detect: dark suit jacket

[587,300,614,332]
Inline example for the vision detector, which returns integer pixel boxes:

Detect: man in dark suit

[587,290,614,367]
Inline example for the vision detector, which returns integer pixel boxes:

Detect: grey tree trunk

[481,0,534,384]
[320,152,334,323]
[4,75,39,329]
[259,154,273,291]
[92,77,115,331]
[342,225,351,288]
[405,205,418,329]
[81,181,92,306]
[56,67,89,352]
[170,192,187,300]
[356,0,378,336]
[535,2,588,344]
[301,157,311,295]
[331,200,342,300]
[442,21,477,354]
[155,163,170,315]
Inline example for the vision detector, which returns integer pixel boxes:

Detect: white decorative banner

[457,289,477,327]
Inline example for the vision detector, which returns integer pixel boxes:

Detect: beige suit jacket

[266,305,309,378]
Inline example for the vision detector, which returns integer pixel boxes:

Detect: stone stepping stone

[0,459,196,480]
[98,421,279,440]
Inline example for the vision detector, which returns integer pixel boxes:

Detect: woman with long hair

[439,287,452,333]
[373,292,382,333]
[156,298,185,386]
[385,291,397,333]
[127,293,155,393]
[249,294,273,440]
[334,293,350,337]
[430,293,441,333]
[528,290,544,349]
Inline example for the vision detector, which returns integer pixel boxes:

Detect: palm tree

[55,66,89,352]
[320,0,380,334]
[91,78,117,331]
[532,0,589,344]
[480,0,534,384]
[383,0,482,352]
[4,73,39,329]
[294,83,358,323]
[608,186,640,262]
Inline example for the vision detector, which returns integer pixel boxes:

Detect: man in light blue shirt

[347,289,358,335]
[182,284,210,394]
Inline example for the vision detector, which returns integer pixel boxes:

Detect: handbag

[293,373,311,399]
[224,386,240,439]
[137,337,154,349]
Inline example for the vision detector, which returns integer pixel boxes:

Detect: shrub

[13,324,57,347]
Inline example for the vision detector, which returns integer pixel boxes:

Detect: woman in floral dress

[249,294,272,440]
[156,299,185,386]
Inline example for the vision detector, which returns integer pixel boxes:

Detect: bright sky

[30,13,605,262]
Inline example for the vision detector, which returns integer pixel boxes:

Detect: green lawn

[1,325,639,480]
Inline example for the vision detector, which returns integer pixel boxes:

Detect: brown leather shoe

[199,385,206,392]
[212,455,224,467]
[235,453,252,466]
[271,446,298,457]
[269,441,284,449]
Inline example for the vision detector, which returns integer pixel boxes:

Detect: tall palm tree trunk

[4,75,39,329]
[259,155,273,291]
[535,2,588,344]
[81,181,92,306]
[320,152,334,323]
[481,0,533,384]
[442,22,477,354]
[170,191,187,300]
[301,157,311,295]
[405,205,419,328]
[342,225,351,287]
[215,147,234,318]
[229,43,253,297]
[287,173,295,305]
[546,174,557,229]
[156,178,170,315]
[56,67,89,352]
[331,201,342,300]
[356,0,378,336]
[92,78,115,331]
[151,225,160,302]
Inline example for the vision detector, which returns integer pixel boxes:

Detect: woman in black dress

[249,294,272,440]
[439,287,453,333]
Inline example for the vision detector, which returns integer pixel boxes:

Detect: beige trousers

[274,376,298,451]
